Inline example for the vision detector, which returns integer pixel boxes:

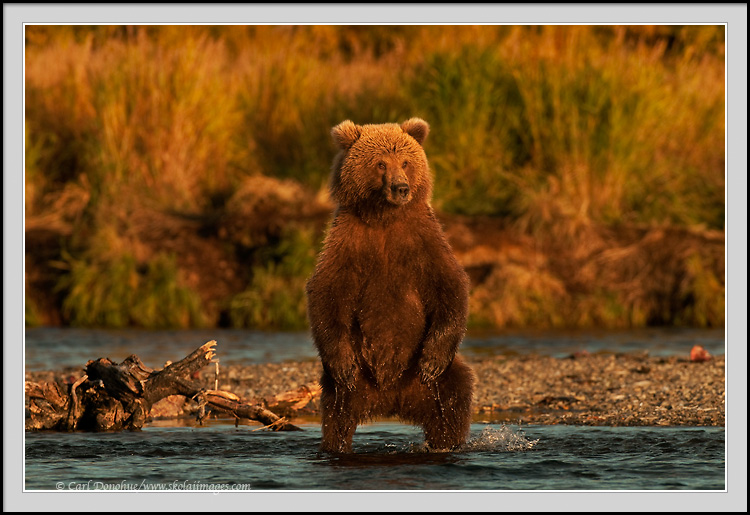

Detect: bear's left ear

[331,120,362,150]
[401,118,429,146]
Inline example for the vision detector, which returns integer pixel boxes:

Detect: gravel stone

[25,353,725,426]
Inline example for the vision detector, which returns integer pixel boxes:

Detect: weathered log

[198,390,301,431]
[266,382,322,416]
[25,341,301,432]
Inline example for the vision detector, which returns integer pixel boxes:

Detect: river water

[24,326,725,371]
[25,422,724,491]
[24,327,726,491]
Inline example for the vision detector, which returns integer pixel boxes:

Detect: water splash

[462,425,539,452]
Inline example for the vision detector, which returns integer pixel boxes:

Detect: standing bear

[306,118,475,453]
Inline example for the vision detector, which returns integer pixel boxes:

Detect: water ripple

[25,423,724,490]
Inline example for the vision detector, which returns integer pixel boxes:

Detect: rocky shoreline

[26,351,724,428]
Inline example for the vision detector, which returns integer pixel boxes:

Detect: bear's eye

[402,161,409,168]
[377,162,386,170]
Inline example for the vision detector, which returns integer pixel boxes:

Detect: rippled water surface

[25,422,725,491]
[24,327,725,371]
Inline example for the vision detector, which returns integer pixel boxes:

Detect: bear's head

[329,118,432,212]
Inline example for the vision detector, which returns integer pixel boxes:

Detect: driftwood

[267,383,322,413]
[25,341,301,432]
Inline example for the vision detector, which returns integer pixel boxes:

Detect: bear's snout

[391,182,410,200]
[384,171,412,206]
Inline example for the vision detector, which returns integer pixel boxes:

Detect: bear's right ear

[331,120,362,150]
[401,118,429,146]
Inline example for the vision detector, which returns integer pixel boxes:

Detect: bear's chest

[352,227,430,352]
[352,226,428,290]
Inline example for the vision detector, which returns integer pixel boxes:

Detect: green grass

[676,253,725,327]
[25,295,43,328]
[57,250,205,329]
[409,46,531,217]
[228,228,319,330]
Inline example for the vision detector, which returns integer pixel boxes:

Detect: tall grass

[26,25,724,224]
[24,25,725,329]
[58,249,205,328]
[410,26,725,229]
[228,228,319,330]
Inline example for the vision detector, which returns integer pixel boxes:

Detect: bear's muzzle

[384,172,411,206]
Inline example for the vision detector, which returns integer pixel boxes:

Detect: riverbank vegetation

[24,25,725,329]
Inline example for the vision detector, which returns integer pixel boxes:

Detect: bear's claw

[418,356,449,383]
[329,362,358,390]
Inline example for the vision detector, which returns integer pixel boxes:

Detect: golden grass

[24,25,725,329]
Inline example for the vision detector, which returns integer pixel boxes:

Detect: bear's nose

[392,183,410,199]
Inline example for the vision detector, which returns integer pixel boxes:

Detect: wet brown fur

[306,118,475,453]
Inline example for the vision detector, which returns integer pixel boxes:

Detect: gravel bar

[25,352,725,427]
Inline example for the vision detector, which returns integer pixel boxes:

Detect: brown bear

[306,118,475,453]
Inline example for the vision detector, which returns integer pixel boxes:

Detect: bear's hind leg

[320,373,359,453]
[321,410,356,453]
[399,357,475,451]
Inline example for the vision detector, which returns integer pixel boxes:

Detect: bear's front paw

[418,355,450,384]
[328,361,359,391]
